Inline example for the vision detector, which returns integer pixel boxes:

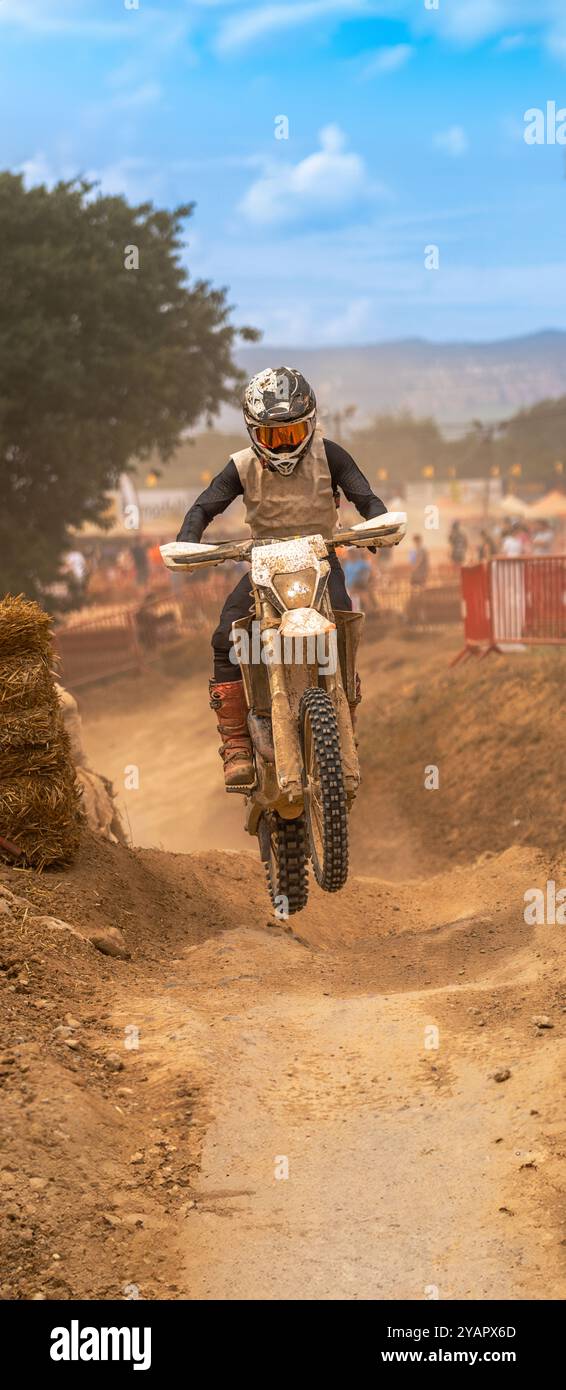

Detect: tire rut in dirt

[299,686,349,892]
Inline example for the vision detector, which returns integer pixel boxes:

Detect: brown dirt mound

[353,645,566,878]
[0,831,239,1300]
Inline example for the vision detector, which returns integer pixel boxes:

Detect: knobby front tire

[299,686,349,892]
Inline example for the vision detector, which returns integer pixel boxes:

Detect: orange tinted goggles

[256,421,310,449]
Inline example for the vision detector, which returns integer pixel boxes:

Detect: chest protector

[231,427,338,540]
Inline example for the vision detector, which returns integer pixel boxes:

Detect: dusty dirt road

[78,634,566,1301]
[126,843,563,1301]
[2,632,564,1300]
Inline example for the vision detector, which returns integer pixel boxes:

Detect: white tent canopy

[498,493,530,516]
[528,490,566,518]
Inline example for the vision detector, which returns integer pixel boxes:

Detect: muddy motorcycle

[161,513,406,914]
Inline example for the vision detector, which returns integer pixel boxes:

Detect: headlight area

[272,568,317,610]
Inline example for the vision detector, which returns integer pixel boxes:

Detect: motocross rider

[177,367,387,788]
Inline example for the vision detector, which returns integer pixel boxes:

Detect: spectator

[449,520,467,565]
[61,548,88,603]
[343,548,373,612]
[407,534,429,627]
[501,522,524,557]
[409,534,430,588]
[532,520,554,556]
[478,529,496,561]
[515,520,532,554]
[131,539,150,586]
[64,548,87,586]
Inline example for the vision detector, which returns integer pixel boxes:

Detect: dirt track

[1,630,565,1300]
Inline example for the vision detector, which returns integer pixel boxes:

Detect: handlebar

[161,512,407,571]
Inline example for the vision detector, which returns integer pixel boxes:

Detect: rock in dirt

[88,928,130,960]
[491,1067,512,1083]
[31,915,86,942]
[122,1213,145,1230]
[105,1053,124,1071]
[532,1015,553,1029]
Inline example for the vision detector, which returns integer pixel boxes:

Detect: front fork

[318,596,360,796]
[261,618,303,800]
[243,594,361,838]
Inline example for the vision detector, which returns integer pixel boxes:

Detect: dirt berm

[1,632,565,1300]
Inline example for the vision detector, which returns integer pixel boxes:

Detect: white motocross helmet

[242,366,317,475]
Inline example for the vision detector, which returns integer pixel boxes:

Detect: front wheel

[299,687,349,892]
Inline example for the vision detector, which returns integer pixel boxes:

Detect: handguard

[351,512,407,546]
[160,540,221,571]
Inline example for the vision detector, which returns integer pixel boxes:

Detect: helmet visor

[255,420,310,451]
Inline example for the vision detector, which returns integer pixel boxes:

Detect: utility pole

[331,404,357,443]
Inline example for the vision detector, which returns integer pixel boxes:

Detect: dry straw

[0,652,56,711]
[0,595,81,868]
[0,595,53,657]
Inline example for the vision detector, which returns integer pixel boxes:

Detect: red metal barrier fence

[55,608,144,686]
[457,555,566,660]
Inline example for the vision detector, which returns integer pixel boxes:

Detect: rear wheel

[299,686,349,892]
[259,813,309,916]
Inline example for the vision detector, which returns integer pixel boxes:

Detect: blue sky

[1,0,566,345]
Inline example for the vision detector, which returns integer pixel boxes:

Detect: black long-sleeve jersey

[177,437,387,542]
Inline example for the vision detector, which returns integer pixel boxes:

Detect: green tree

[348,412,448,486]
[489,396,566,483]
[0,173,258,601]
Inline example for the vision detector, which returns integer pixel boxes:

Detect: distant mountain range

[220,330,566,432]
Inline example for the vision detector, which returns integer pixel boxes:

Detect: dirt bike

[161,512,406,914]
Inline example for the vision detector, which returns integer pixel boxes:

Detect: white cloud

[497,33,528,52]
[433,126,469,158]
[361,44,414,78]
[109,82,162,111]
[19,151,165,204]
[422,1,566,57]
[0,0,132,38]
[546,32,566,64]
[86,158,158,201]
[216,0,372,54]
[319,297,373,343]
[239,125,389,228]
[80,81,163,138]
[241,295,374,346]
[0,0,191,46]
[3,0,566,67]
[213,1,566,63]
[19,154,63,190]
[430,0,512,45]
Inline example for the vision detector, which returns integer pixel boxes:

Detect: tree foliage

[349,398,566,488]
[0,173,258,599]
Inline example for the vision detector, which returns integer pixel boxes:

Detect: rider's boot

[209,679,254,787]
